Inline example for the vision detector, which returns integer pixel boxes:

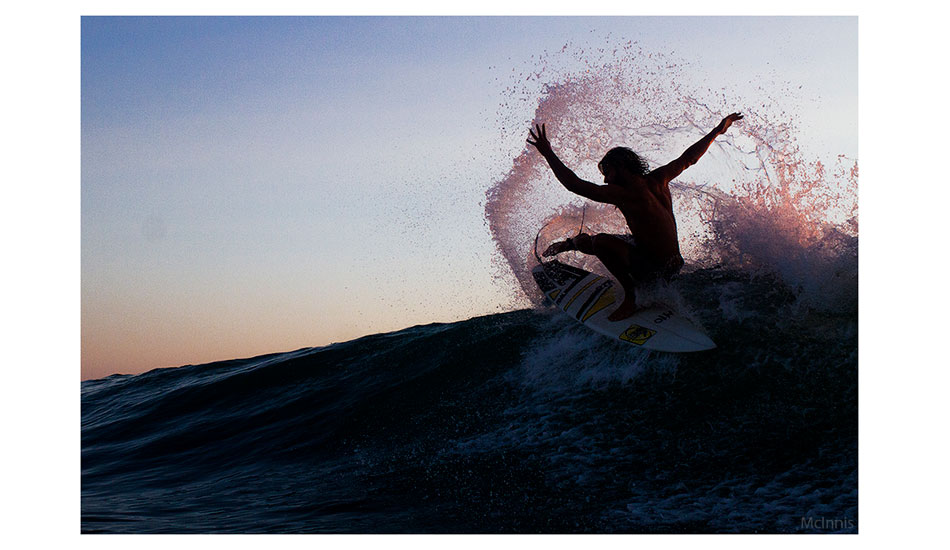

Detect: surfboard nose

[685,333,717,352]
[644,330,715,352]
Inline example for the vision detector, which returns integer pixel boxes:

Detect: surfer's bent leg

[574,234,640,321]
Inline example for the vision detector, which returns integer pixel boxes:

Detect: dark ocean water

[81,264,858,534]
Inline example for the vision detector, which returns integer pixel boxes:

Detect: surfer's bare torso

[604,166,681,266]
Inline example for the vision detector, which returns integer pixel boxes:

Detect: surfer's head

[598,147,649,184]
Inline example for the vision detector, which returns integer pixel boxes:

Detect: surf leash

[533,224,547,267]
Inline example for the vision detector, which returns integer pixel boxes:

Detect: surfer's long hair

[598,147,650,177]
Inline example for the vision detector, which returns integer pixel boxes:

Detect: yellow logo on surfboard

[619,324,656,345]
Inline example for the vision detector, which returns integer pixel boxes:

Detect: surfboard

[531,260,715,352]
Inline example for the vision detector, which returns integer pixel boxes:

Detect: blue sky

[81,16,858,379]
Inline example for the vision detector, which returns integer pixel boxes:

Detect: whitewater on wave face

[484,39,857,316]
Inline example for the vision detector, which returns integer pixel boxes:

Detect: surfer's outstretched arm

[652,112,744,183]
[527,123,622,204]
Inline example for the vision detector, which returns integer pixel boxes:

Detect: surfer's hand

[717,112,743,134]
[527,123,552,156]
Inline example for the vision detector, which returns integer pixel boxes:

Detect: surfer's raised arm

[651,113,744,184]
[527,123,622,204]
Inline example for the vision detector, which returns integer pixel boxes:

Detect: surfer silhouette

[527,113,743,321]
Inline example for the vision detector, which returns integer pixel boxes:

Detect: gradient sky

[81,16,857,380]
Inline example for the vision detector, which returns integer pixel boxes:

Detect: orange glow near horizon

[81,271,504,380]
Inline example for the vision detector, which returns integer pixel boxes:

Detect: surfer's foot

[542,238,575,257]
[608,298,639,322]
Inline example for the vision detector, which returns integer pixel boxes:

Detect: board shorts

[610,233,684,282]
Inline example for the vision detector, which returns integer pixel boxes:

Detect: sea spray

[484,39,857,315]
